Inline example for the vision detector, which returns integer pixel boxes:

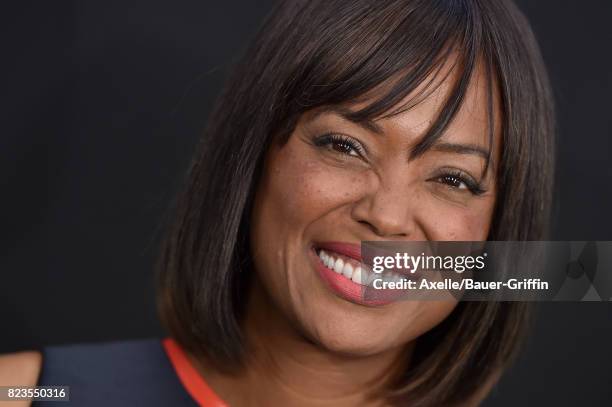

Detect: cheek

[256,144,368,230]
[249,142,369,294]
[417,196,496,241]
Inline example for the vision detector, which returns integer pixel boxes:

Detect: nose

[350,182,416,239]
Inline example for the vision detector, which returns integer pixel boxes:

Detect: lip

[310,241,410,307]
[315,241,362,262]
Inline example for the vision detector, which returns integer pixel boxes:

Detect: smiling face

[249,64,501,356]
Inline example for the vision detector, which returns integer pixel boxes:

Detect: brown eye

[314,134,365,158]
[428,169,487,196]
[439,175,468,190]
[332,140,359,156]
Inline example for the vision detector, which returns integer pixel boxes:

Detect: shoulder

[0,350,42,407]
[38,338,167,382]
[36,338,195,406]
[0,350,42,386]
[0,339,196,406]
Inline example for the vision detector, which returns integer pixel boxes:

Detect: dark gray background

[2,1,611,406]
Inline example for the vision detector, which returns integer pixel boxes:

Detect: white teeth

[317,249,377,286]
[333,258,344,274]
[319,250,331,268]
[342,262,353,279]
[351,266,362,284]
[357,267,375,286]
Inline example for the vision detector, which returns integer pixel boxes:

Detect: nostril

[358,220,408,238]
[358,220,377,234]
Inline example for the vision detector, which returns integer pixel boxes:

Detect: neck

[192,278,413,407]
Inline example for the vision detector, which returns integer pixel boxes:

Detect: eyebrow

[314,106,490,160]
[430,142,490,160]
[316,106,384,134]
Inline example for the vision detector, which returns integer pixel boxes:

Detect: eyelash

[431,169,487,196]
[313,133,365,158]
[314,134,486,196]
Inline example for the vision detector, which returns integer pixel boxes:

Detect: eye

[440,174,469,190]
[430,169,486,196]
[314,134,365,158]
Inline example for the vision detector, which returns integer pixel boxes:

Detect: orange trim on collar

[162,338,228,407]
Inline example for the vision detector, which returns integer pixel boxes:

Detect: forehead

[340,57,502,152]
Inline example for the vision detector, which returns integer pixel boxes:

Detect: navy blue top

[34,338,197,406]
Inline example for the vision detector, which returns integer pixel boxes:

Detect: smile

[317,249,410,286]
[311,242,414,306]
[318,249,370,285]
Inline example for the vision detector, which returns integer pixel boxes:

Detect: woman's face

[250,66,501,355]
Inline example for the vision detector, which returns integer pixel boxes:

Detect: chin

[297,305,410,357]
[311,326,403,357]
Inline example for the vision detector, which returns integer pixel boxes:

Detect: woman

[1,0,554,406]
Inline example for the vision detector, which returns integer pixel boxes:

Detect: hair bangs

[285,0,496,170]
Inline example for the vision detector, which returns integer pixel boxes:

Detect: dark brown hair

[157,1,555,405]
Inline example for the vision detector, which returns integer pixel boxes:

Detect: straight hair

[157,1,555,405]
